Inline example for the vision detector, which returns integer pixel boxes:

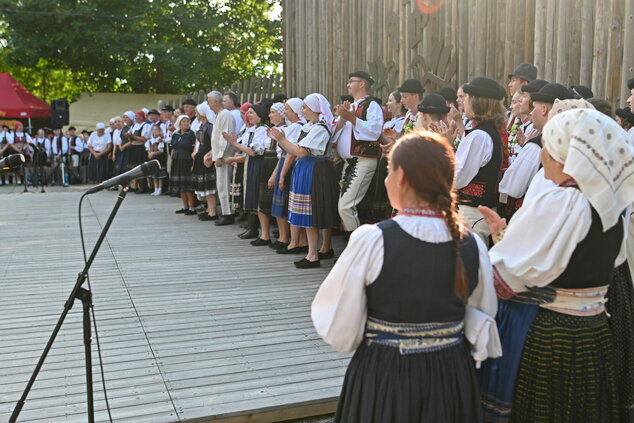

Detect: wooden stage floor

[0,185,348,422]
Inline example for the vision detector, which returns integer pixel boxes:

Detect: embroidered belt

[507,284,608,316]
[364,316,463,355]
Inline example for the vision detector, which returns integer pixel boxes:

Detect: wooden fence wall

[160,74,284,109]
[282,0,634,107]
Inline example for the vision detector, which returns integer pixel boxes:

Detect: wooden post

[579,0,594,86]
[543,0,557,81]
[605,0,624,104]
[555,0,569,84]
[592,0,609,97]
[621,0,634,106]
[534,0,547,78]
[458,0,469,83]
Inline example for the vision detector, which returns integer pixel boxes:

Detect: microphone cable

[78,192,114,423]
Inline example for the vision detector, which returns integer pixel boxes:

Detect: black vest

[525,134,542,148]
[350,97,381,158]
[367,219,480,323]
[458,123,502,207]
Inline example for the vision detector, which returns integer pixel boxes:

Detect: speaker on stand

[51,98,70,127]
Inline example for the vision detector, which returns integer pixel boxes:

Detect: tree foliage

[0,0,281,101]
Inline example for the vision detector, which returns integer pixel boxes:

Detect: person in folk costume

[417,93,451,130]
[50,127,69,186]
[312,130,499,422]
[223,103,272,243]
[29,128,50,186]
[570,84,594,100]
[616,106,634,144]
[268,94,340,268]
[116,111,134,176]
[332,71,384,237]
[191,103,217,220]
[127,110,152,192]
[8,122,32,185]
[506,63,538,101]
[478,108,633,423]
[171,114,197,215]
[182,99,200,133]
[109,117,123,177]
[396,78,425,135]
[86,123,112,184]
[145,124,168,196]
[204,91,237,226]
[273,98,310,255]
[436,86,459,109]
[453,77,506,244]
[507,79,548,160]
[264,102,292,249]
[66,126,84,184]
[223,91,244,134]
[229,102,254,236]
[0,125,14,185]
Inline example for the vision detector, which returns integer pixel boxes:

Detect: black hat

[508,63,538,82]
[418,94,451,114]
[435,87,458,102]
[616,107,634,125]
[530,83,574,104]
[349,70,374,86]
[161,105,175,112]
[628,78,634,90]
[182,98,197,106]
[250,102,270,123]
[520,79,549,94]
[340,95,354,103]
[148,109,160,116]
[68,126,76,131]
[570,85,594,99]
[398,78,425,94]
[463,77,505,100]
[273,93,288,103]
[81,129,89,134]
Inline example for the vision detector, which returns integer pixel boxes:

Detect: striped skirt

[288,156,320,228]
[271,156,292,219]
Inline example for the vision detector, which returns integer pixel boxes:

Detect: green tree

[0,0,281,101]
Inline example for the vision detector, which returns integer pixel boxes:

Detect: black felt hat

[616,107,634,125]
[571,85,594,99]
[520,79,549,94]
[530,83,574,104]
[340,95,354,103]
[508,63,538,82]
[147,109,160,116]
[435,87,458,102]
[418,94,451,114]
[398,78,425,94]
[182,98,197,106]
[349,70,374,86]
[628,78,634,90]
[273,93,288,103]
[161,105,175,112]
[463,77,505,100]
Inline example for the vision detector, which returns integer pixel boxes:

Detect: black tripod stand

[10,186,129,423]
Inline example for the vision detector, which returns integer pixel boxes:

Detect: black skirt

[257,151,278,215]
[191,151,216,193]
[244,155,264,211]
[127,144,147,167]
[336,341,483,423]
[171,158,193,193]
[88,155,110,183]
[606,262,634,423]
[311,159,340,229]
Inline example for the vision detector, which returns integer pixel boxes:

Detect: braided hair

[388,130,469,301]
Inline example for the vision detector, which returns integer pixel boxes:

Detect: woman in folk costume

[268,93,340,268]
[191,103,218,220]
[479,108,633,423]
[171,114,197,215]
[269,99,306,251]
[312,130,499,422]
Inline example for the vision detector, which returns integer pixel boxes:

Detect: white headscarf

[286,97,305,121]
[270,102,287,126]
[196,103,211,120]
[543,108,634,230]
[303,93,334,128]
[124,111,135,122]
[173,114,191,134]
[548,98,595,120]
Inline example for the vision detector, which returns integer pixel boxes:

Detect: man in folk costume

[51,127,69,186]
[398,78,425,133]
[67,126,84,184]
[333,71,384,236]
[507,63,538,97]
[417,93,451,129]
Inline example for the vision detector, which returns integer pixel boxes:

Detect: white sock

[155,187,162,195]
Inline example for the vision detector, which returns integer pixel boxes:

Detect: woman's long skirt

[311,158,340,229]
[244,154,264,211]
[170,158,193,193]
[127,144,147,167]
[287,156,320,228]
[271,156,292,219]
[88,155,110,183]
[257,151,278,215]
[192,151,216,196]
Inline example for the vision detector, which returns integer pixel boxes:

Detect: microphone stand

[10,186,130,423]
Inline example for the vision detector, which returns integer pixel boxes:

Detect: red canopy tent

[0,72,50,119]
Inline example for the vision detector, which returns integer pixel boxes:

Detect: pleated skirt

[244,154,263,211]
[88,155,110,183]
[192,151,216,194]
[271,156,292,219]
[257,152,278,215]
[127,144,147,167]
[171,158,193,193]
[606,262,634,423]
[510,309,618,423]
[336,341,483,423]
[311,158,340,229]
[288,156,319,228]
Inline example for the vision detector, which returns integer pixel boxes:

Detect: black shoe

[250,238,271,246]
[215,215,235,226]
[238,229,259,239]
[318,249,335,260]
[294,258,320,269]
[184,209,197,215]
[198,213,218,221]
[269,241,289,250]
[134,188,147,194]
[238,212,249,222]
[175,208,188,214]
[276,245,308,255]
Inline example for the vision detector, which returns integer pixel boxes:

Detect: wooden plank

[605,0,625,104]
[622,0,634,107]
[555,0,569,84]
[592,0,609,97]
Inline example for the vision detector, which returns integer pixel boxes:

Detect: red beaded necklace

[396,207,444,218]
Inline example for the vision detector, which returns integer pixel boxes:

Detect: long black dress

[192,121,216,195]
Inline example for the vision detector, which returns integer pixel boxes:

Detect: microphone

[85,160,160,194]
[0,154,25,169]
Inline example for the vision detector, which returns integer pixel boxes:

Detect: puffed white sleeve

[353,101,384,141]
[311,224,384,354]
[498,142,542,198]
[455,129,493,189]
[489,186,592,294]
[467,232,497,317]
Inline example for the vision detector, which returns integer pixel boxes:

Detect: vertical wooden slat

[621,0,634,107]
[605,0,624,104]
[534,0,547,78]
[592,1,609,97]
[555,0,569,84]
[543,0,557,81]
